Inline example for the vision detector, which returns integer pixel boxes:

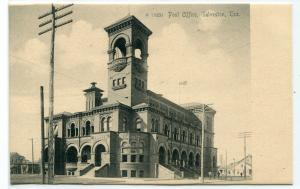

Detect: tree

[10,152,26,165]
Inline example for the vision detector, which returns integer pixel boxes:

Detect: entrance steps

[180,167,199,178]
[158,163,183,179]
[81,166,96,178]
[78,163,95,176]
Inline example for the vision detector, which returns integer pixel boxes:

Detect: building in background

[218,154,252,178]
[44,15,217,178]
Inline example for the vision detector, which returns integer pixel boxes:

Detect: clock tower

[104,15,152,107]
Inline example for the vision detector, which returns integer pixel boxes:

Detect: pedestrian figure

[208,171,212,179]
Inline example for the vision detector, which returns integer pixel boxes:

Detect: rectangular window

[131,155,136,162]
[122,155,127,162]
[121,170,127,177]
[113,79,116,86]
[122,77,125,84]
[131,170,136,177]
[139,170,144,177]
[139,155,144,162]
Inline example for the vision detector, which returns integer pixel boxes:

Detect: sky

[9,4,251,165]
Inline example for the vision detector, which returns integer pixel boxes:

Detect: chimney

[83,82,104,111]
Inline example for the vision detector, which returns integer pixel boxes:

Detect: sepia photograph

[8,2,292,186]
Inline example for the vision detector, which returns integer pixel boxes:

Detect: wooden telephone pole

[238,131,252,179]
[38,4,73,184]
[40,86,45,184]
[30,138,34,174]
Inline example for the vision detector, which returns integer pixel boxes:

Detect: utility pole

[40,86,45,184]
[238,132,252,180]
[38,4,73,184]
[233,158,235,177]
[30,138,34,174]
[225,150,227,180]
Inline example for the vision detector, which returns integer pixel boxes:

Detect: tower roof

[104,15,152,36]
[83,82,104,93]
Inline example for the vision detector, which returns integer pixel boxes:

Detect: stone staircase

[81,166,96,178]
[180,167,199,178]
[159,163,183,179]
[78,163,95,176]
[95,164,109,177]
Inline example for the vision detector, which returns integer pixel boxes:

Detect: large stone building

[44,15,217,178]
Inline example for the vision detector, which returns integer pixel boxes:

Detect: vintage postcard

[9,3,292,185]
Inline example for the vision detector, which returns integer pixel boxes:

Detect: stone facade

[44,15,217,178]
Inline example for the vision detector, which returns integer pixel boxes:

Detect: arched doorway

[159,146,166,164]
[66,146,78,163]
[172,149,180,166]
[195,153,200,168]
[181,151,187,167]
[81,145,91,163]
[188,152,194,167]
[95,144,106,166]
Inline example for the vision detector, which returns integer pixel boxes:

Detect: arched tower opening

[113,38,127,59]
[104,15,152,107]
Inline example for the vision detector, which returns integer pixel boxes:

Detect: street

[11,174,253,185]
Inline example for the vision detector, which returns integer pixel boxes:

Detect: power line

[10,54,87,86]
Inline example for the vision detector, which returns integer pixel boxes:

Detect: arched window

[75,128,78,136]
[70,123,75,137]
[82,127,86,136]
[100,118,105,132]
[155,119,159,132]
[113,38,126,59]
[86,121,91,136]
[196,135,199,146]
[107,117,112,131]
[163,124,168,136]
[136,118,142,132]
[151,119,155,132]
[122,118,127,132]
[189,133,193,144]
[134,39,144,60]
[134,49,142,59]
[91,125,94,134]
[182,130,186,142]
[67,127,71,137]
[174,128,178,140]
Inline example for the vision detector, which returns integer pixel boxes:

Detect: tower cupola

[83,82,104,111]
